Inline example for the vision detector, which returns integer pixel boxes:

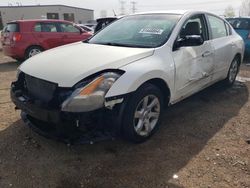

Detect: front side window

[179,14,208,41]
[89,14,181,48]
[207,15,227,39]
[60,23,80,33]
[34,23,58,32]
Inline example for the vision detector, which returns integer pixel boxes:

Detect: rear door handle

[202,51,213,57]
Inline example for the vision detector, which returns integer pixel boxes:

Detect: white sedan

[11,10,244,143]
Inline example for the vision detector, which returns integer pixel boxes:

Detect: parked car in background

[0,26,7,43]
[227,17,250,57]
[94,17,118,33]
[1,19,92,61]
[11,11,244,143]
[84,24,96,29]
[77,24,94,34]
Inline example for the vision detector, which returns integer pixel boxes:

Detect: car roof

[133,10,191,15]
[133,10,216,16]
[7,19,73,24]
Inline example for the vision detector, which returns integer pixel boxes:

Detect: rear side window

[34,23,58,32]
[207,15,227,39]
[228,19,250,30]
[6,23,19,32]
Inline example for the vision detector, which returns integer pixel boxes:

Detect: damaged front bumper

[10,81,123,144]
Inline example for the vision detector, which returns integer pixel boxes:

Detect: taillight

[13,33,22,42]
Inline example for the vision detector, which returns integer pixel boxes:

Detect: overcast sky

[0,0,242,18]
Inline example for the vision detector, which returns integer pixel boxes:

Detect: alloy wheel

[29,48,41,57]
[133,95,160,136]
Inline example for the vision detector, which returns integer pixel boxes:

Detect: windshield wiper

[96,42,129,47]
[94,42,150,48]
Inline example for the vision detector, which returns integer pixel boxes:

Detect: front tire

[122,83,164,143]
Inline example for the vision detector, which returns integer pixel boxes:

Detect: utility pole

[131,1,137,14]
[119,0,126,15]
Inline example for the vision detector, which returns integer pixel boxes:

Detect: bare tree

[240,0,250,16]
[224,5,235,17]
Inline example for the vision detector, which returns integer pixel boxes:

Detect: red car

[1,19,92,61]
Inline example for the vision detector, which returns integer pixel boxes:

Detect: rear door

[32,22,62,49]
[206,14,235,81]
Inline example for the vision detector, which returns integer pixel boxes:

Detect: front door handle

[202,51,213,57]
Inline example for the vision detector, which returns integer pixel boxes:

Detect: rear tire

[223,57,240,86]
[25,46,43,59]
[122,83,164,143]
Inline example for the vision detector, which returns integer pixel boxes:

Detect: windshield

[88,14,181,48]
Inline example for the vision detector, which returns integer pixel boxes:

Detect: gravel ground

[0,52,249,188]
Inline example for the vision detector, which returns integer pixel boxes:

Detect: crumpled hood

[20,42,154,87]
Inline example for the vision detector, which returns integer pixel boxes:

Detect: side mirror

[174,35,204,50]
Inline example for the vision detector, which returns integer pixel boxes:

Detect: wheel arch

[139,78,171,106]
[25,45,44,56]
[234,53,242,65]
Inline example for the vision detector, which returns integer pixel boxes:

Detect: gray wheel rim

[229,60,238,83]
[133,95,160,137]
[29,48,41,57]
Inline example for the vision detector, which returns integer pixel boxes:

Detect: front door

[58,22,84,45]
[172,14,214,100]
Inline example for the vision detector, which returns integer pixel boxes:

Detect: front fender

[105,55,175,101]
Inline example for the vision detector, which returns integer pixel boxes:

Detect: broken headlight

[61,72,122,112]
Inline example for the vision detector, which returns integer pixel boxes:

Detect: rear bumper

[2,43,25,59]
